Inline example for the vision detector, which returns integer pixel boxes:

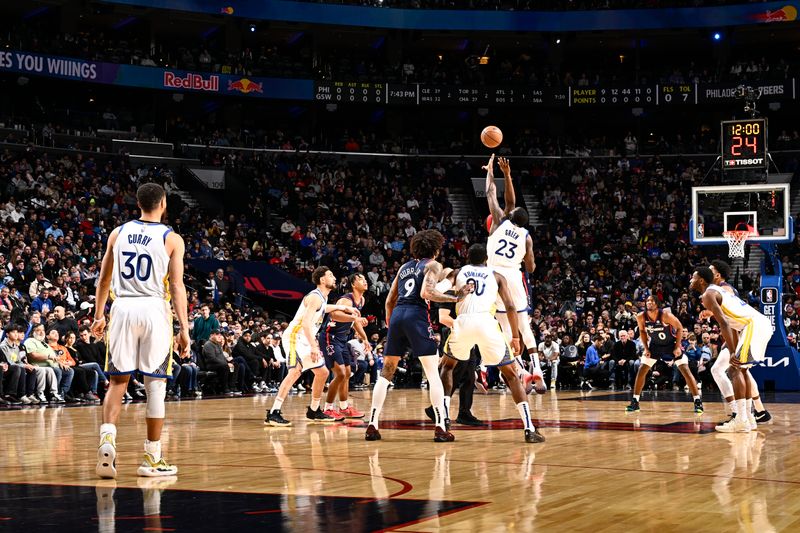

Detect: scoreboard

[313,80,792,107]
[721,119,768,172]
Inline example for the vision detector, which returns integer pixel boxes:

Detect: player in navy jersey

[626,295,704,414]
[320,273,370,420]
[705,259,771,425]
[365,230,472,442]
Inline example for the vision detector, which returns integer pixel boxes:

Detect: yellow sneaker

[137,452,178,477]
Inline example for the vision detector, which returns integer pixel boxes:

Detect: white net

[722,230,751,258]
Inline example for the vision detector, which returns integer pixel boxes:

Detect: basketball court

[2,390,800,531]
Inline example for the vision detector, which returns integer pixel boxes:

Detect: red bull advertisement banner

[100,0,798,32]
[0,50,313,100]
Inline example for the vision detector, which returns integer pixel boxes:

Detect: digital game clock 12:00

[721,118,768,172]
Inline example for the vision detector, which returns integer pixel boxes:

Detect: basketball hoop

[722,230,752,258]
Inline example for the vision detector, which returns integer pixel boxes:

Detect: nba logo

[761,287,778,304]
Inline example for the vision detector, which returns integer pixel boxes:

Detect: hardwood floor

[1,389,799,531]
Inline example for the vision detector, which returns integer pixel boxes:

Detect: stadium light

[713,32,721,41]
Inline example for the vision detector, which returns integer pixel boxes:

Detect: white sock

[419,355,446,430]
[339,400,349,410]
[724,399,735,415]
[529,351,542,371]
[516,401,534,431]
[753,397,764,412]
[100,423,117,440]
[324,402,334,411]
[271,397,284,412]
[369,376,391,426]
[745,399,753,416]
[736,399,747,418]
[633,394,640,402]
[693,395,700,401]
[310,397,321,411]
[443,396,451,419]
[144,439,162,462]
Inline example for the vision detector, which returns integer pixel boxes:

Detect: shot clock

[721,118,768,172]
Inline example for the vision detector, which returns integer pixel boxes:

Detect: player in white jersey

[690,266,771,433]
[265,266,361,426]
[92,183,190,479]
[440,244,545,443]
[484,154,546,394]
[704,260,771,426]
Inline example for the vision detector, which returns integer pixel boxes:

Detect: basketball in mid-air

[481,126,503,148]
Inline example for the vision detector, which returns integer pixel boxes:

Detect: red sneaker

[323,408,345,421]
[340,406,365,419]
[434,426,455,442]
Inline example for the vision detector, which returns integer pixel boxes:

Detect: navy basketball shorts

[384,306,438,357]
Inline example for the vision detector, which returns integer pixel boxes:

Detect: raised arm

[91,228,120,338]
[166,232,190,357]
[496,272,520,355]
[497,157,516,215]
[483,154,504,233]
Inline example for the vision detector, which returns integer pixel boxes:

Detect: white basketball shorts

[282,326,325,370]
[106,297,173,378]
[735,315,771,367]
[492,266,530,313]
[445,314,514,367]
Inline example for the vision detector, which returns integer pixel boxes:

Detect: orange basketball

[481,126,503,148]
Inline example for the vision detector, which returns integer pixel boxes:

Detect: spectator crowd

[1,109,800,408]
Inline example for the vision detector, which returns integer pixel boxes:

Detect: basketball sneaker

[339,405,365,419]
[306,407,336,423]
[424,405,435,422]
[525,428,546,443]
[265,410,292,427]
[365,424,381,441]
[625,398,640,412]
[433,426,455,442]
[137,452,178,477]
[715,417,750,433]
[718,412,736,426]
[456,413,487,426]
[322,408,345,422]
[96,433,117,479]
[747,413,758,431]
[754,410,772,424]
[693,399,704,414]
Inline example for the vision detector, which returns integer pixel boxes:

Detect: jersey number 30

[121,251,153,281]
[495,239,517,259]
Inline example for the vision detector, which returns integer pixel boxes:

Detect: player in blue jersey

[365,229,472,442]
[320,273,370,420]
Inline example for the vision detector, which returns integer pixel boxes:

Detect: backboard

[690,183,793,245]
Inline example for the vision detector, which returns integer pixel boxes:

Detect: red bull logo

[163,72,219,92]
[750,5,797,22]
[227,78,264,94]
